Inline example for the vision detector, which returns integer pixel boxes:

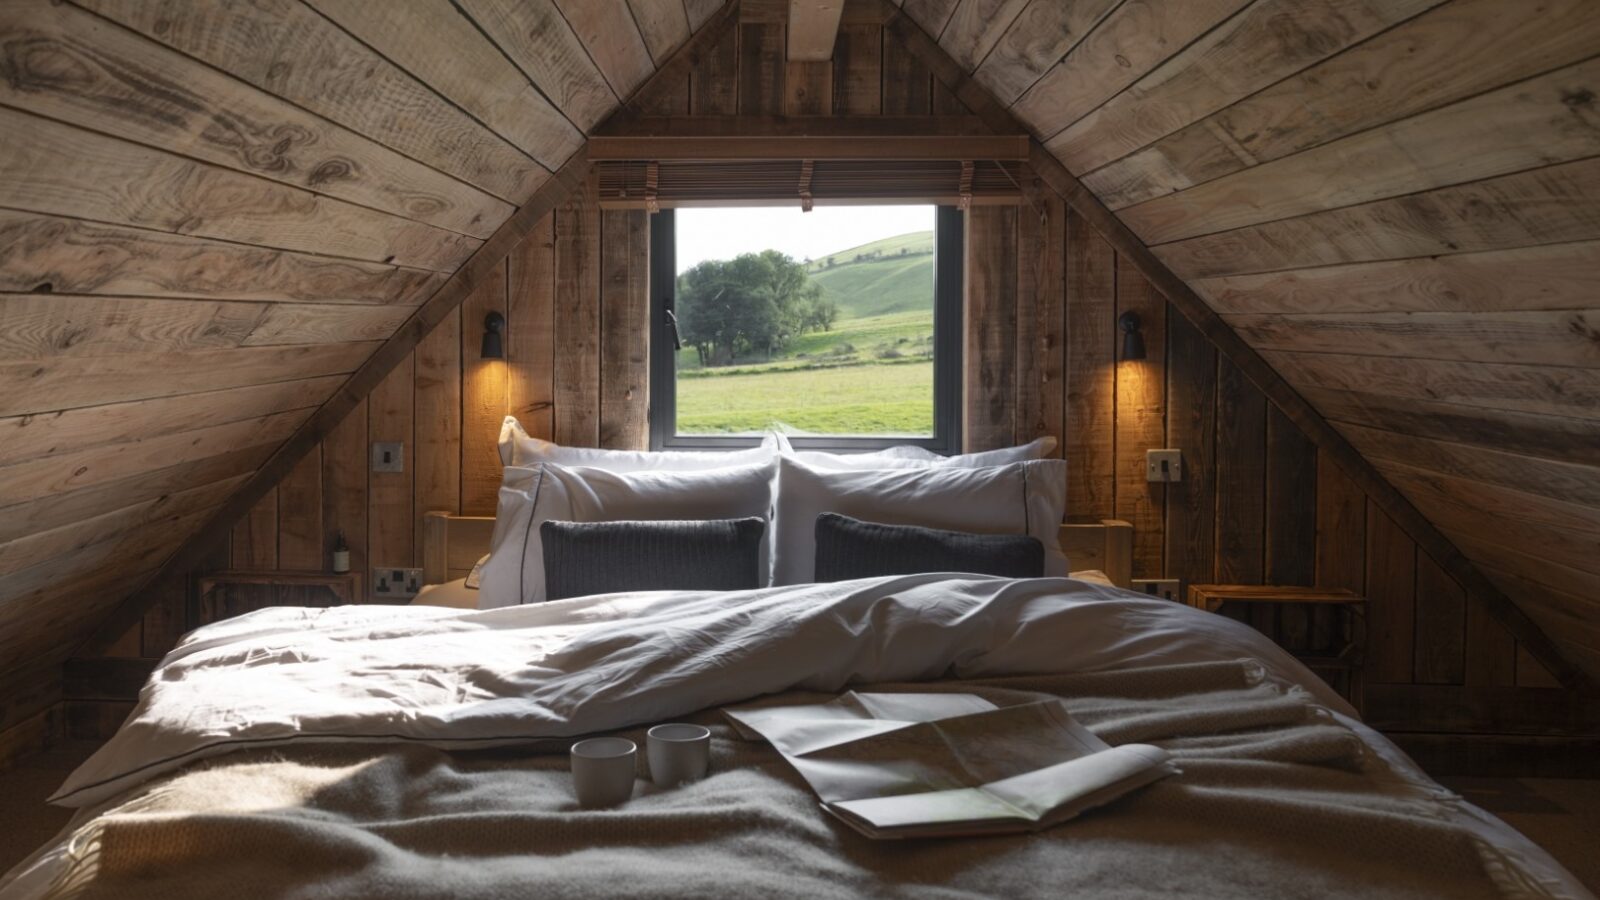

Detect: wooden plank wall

[0,0,722,749]
[96,4,1555,715]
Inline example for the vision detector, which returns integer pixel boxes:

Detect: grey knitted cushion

[540,518,767,601]
[813,512,1044,582]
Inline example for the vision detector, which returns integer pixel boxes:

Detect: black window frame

[648,205,963,454]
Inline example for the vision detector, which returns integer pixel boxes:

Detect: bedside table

[196,570,364,626]
[1185,584,1366,712]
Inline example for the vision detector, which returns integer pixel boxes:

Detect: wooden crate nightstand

[1185,584,1367,712]
[195,571,364,626]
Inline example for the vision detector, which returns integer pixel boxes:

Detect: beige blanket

[37,662,1583,899]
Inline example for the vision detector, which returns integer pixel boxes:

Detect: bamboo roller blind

[596,160,1024,209]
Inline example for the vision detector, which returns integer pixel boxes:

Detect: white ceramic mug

[647,723,711,788]
[570,737,637,807]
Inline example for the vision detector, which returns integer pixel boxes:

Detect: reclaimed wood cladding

[0,0,710,702]
[103,10,1548,708]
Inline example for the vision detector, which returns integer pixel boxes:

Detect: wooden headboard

[423,512,1134,589]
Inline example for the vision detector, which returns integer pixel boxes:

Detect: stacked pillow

[476,417,1065,606]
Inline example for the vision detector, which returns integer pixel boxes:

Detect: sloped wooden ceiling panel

[0,0,722,680]
[909,0,1600,679]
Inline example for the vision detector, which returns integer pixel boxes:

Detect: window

[650,205,962,453]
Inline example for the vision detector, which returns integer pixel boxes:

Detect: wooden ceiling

[905,0,1600,678]
[0,0,720,679]
[2,0,1596,686]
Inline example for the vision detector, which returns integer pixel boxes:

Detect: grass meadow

[674,230,937,436]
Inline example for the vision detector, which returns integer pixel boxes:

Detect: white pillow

[774,433,1057,470]
[498,417,778,472]
[771,456,1069,586]
[477,461,776,607]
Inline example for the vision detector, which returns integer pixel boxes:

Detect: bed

[2,445,1591,899]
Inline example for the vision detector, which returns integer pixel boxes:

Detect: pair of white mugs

[570,723,711,807]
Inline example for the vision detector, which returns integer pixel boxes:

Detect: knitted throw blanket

[38,661,1585,900]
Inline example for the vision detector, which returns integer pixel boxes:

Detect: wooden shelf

[1186,584,1367,711]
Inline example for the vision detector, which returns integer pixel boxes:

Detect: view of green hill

[674,229,938,435]
[806,230,933,319]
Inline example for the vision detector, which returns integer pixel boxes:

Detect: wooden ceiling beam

[589,132,1028,160]
[787,0,846,61]
[878,0,1590,690]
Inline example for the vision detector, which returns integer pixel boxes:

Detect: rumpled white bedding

[8,574,1587,898]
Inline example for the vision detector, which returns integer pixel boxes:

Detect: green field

[676,230,937,435]
[678,359,934,435]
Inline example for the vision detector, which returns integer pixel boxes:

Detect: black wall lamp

[481,311,505,359]
[1119,310,1146,361]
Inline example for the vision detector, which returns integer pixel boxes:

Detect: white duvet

[54,574,1353,809]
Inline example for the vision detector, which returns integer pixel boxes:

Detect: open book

[724,692,1177,839]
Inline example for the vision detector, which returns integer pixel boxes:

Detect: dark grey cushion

[813,513,1044,582]
[540,518,766,601]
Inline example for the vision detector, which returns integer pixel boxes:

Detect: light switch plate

[1146,449,1182,482]
[1130,578,1182,602]
[373,567,423,600]
[372,441,404,473]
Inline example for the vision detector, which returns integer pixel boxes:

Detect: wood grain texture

[1414,551,1466,685]
[970,0,1118,106]
[556,0,656,99]
[1122,56,1600,245]
[80,0,548,202]
[1268,351,1600,422]
[1195,240,1600,316]
[231,489,278,569]
[785,60,834,115]
[937,0,1028,73]
[1113,264,1165,576]
[628,0,693,64]
[0,374,334,464]
[1010,0,1249,142]
[460,267,508,516]
[1063,207,1116,521]
[0,409,307,509]
[1226,310,1600,369]
[598,210,650,450]
[0,0,511,237]
[1048,0,1440,174]
[833,23,883,114]
[1264,405,1315,585]
[1215,356,1265,584]
[0,341,375,418]
[738,22,785,114]
[414,309,462,562]
[963,205,1018,451]
[321,397,369,591]
[1339,423,1600,509]
[691,21,741,114]
[367,355,414,573]
[1086,0,1600,210]
[553,174,602,447]
[306,0,581,171]
[1365,500,1417,683]
[0,211,442,306]
[507,217,557,441]
[787,0,845,61]
[275,445,322,569]
[457,0,619,131]
[1162,307,1216,584]
[1155,156,1600,280]
[1013,186,1064,450]
[0,108,478,271]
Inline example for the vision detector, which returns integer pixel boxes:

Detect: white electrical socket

[1130,578,1182,602]
[373,567,423,600]
[1146,449,1182,483]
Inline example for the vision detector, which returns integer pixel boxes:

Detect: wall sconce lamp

[481,311,505,359]
[1119,310,1146,361]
